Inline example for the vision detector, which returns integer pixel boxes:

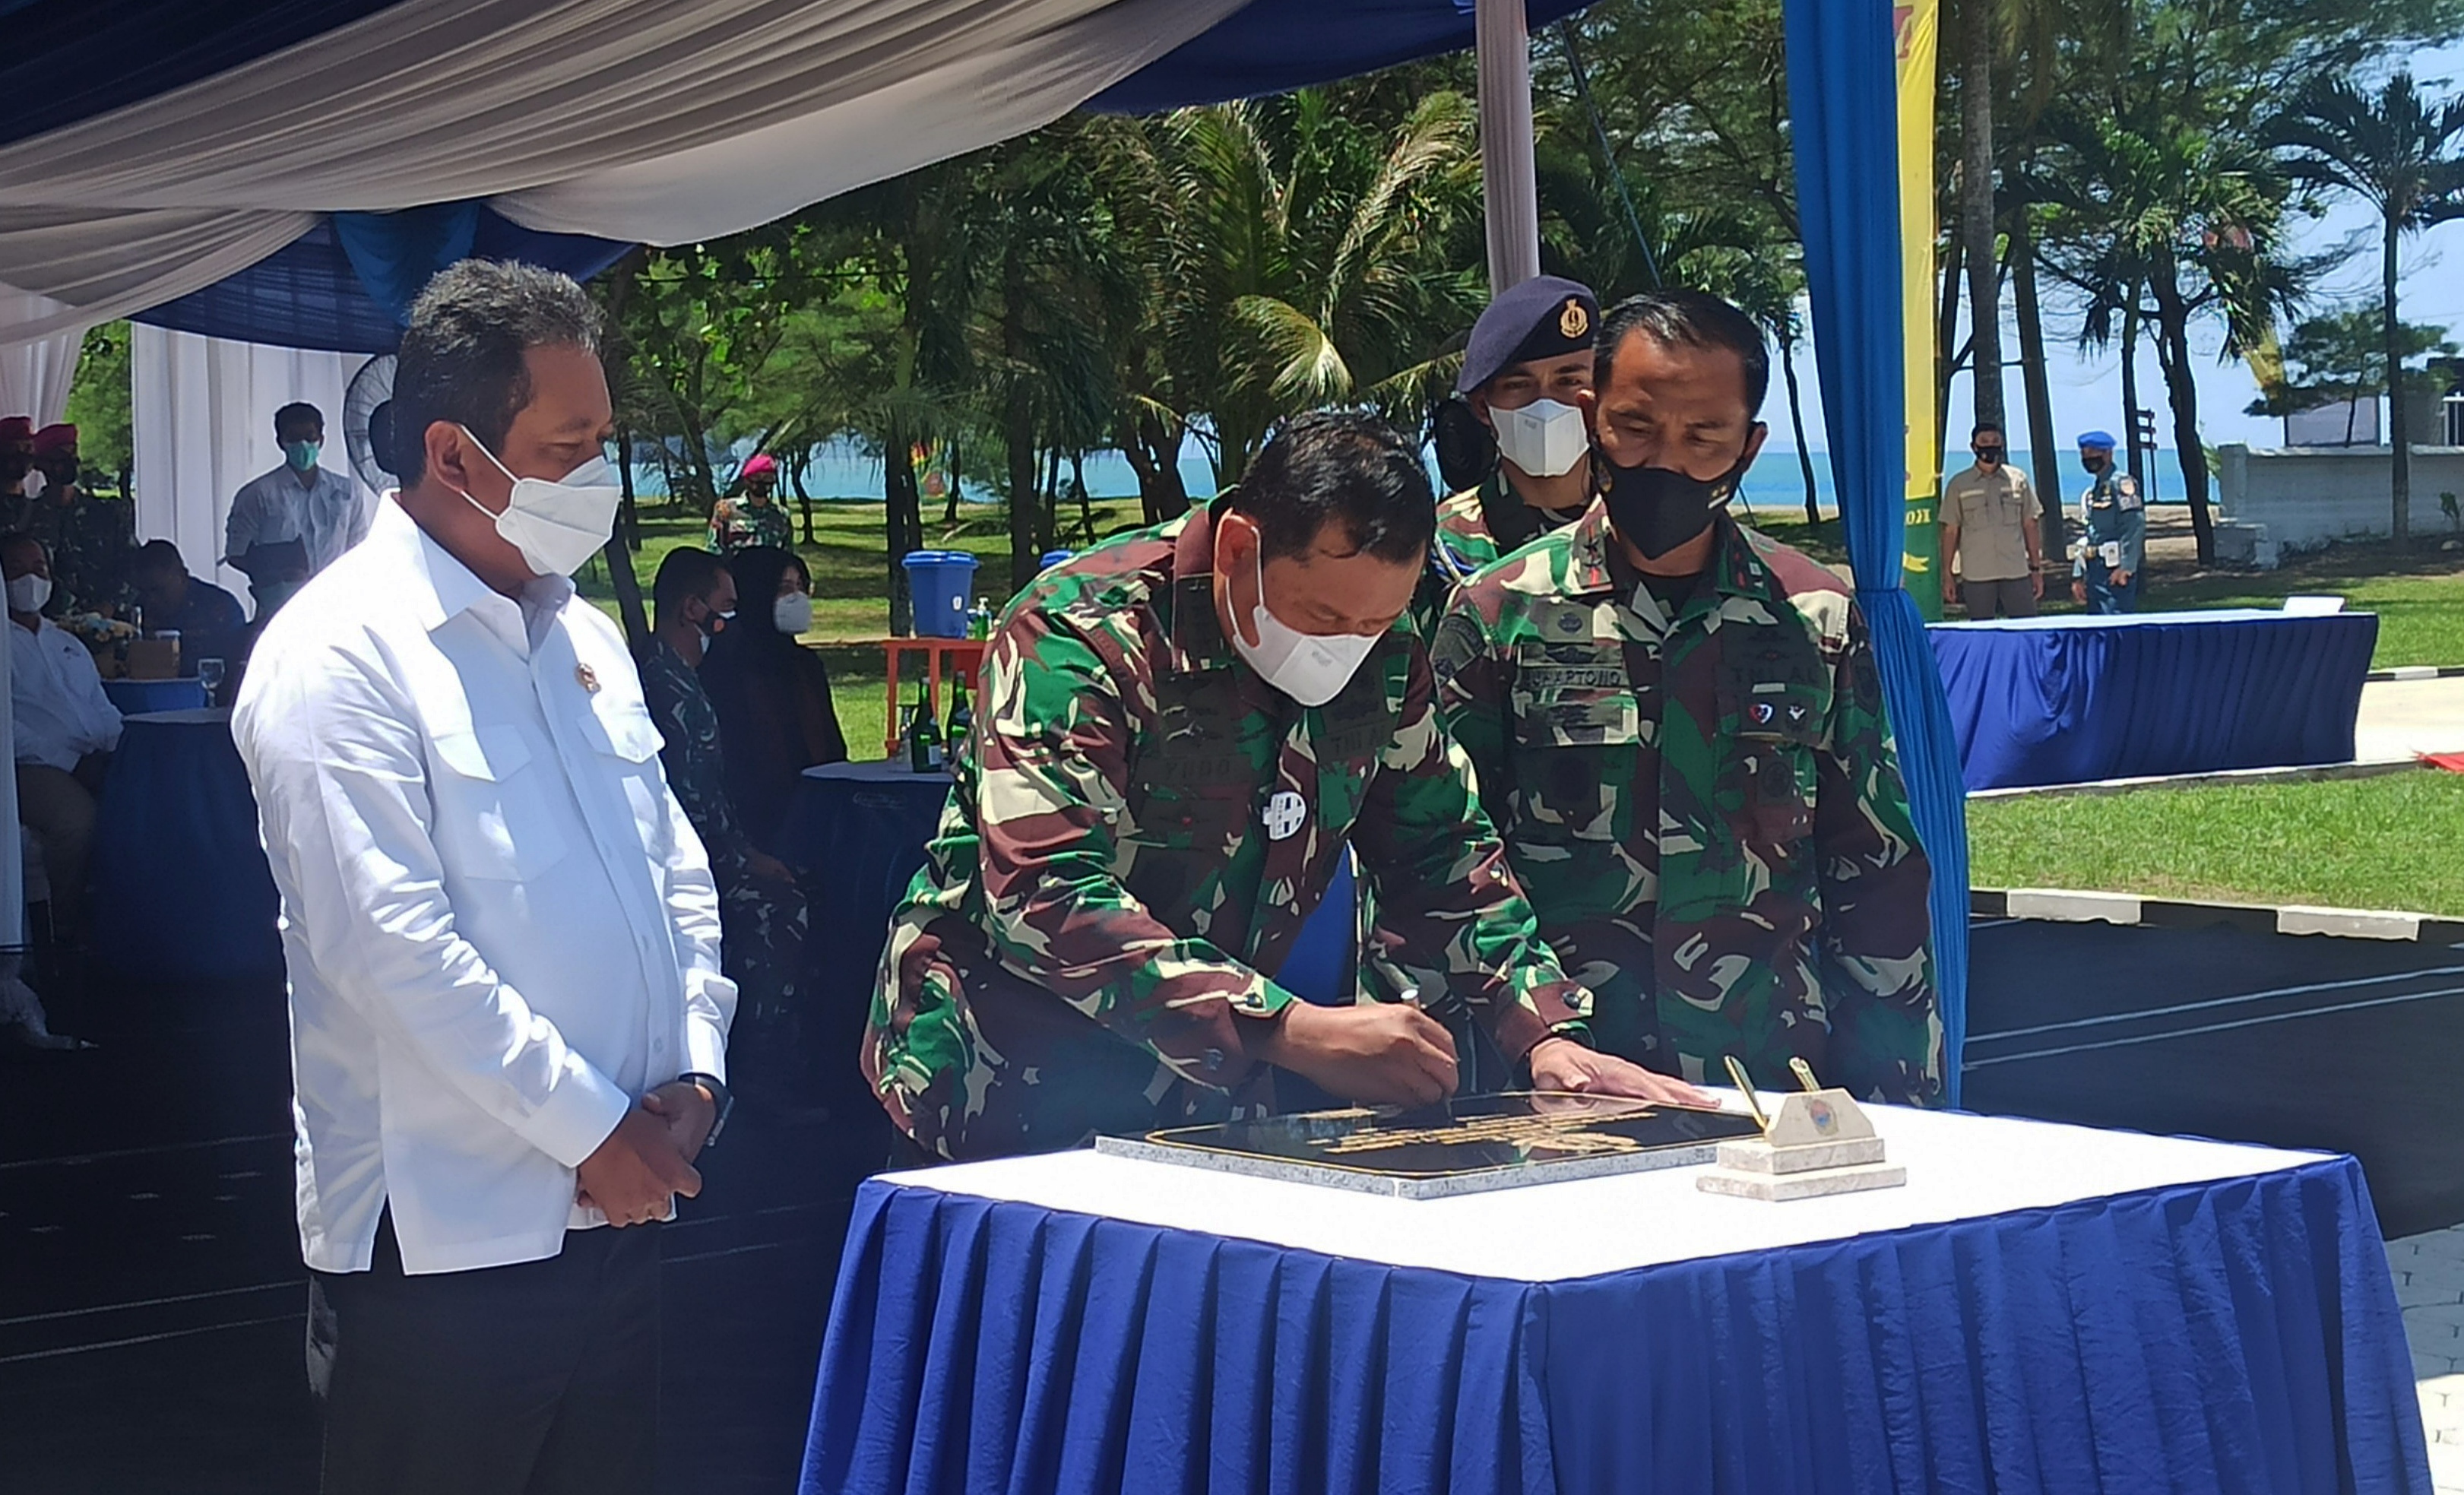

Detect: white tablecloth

[891,1101,2323,1282]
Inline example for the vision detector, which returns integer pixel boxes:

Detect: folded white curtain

[0,0,1244,347]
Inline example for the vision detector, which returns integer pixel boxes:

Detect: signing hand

[1259,1000,1458,1107]
[575,1106,702,1226]
[1526,1037,1716,1109]
[642,1079,719,1162]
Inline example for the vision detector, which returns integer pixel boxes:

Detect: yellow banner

[1896,0,1941,613]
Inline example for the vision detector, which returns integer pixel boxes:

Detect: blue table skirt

[802,1156,2427,1494]
[102,676,209,715]
[90,710,281,981]
[1929,610,2380,790]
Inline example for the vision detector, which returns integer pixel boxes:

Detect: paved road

[1968,916,2464,1237]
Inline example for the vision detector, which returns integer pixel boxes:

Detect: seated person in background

[28,423,134,618]
[708,455,792,553]
[698,545,846,841]
[639,548,815,1103]
[127,541,248,679]
[5,533,121,942]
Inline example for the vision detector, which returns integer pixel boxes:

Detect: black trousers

[306,1214,661,1495]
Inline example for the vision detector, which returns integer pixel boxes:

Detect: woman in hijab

[698,544,847,844]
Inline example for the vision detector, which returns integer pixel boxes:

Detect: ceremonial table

[101,676,209,715]
[89,709,281,982]
[1929,608,2379,790]
[800,1108,2428,1493]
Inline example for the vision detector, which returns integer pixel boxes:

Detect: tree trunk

[942,439,962,528]
[1039,446,1063,554]
[2149,266,2215,567]
[1003,252,1041,593]
[2008,198,2064,558]
[1959,0,2004,432]
[789,451,816,544]
[2119,296,2143,483]
[604,423,648,650]
[1072,453,1096,544]
[2386,211,2411,544]
[884,418,920,635]
[1121,409,1192,526]
[1936,229,1965,482]
[1780,323,1821,527]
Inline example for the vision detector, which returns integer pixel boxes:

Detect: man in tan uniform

[1940,421,2041,618]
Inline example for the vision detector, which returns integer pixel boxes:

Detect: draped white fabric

[131,325,370,603]
[0,290,81,426]
[0,0,1244,348]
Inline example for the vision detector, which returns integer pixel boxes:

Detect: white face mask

[6,572,49,614]
[454,428,622,578]
[1490,398,1588,479]
[1230,546,1378,708]
[772,591,813,637]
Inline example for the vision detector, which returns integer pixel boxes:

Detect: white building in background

[2215,381,2464,567]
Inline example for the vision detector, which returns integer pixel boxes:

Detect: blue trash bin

[901,550,980,638]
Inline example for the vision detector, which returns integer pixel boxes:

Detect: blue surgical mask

[283,440,321,474]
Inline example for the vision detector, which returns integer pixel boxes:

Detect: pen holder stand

[1696,1089,1907,1202]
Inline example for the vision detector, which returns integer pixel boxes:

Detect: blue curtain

[1781,0,1971,1101]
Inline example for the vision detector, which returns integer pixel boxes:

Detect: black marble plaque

[1094,1091,1765,1199]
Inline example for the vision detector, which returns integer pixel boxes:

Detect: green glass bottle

[910,679,943,773]
[943,673,974,759]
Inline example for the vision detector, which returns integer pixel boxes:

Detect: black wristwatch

[680,1072,733,1150]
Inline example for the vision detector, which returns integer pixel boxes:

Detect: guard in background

[1430,289,1941,1106]
[1422,277,1601,621]
[2070,430,2145,615]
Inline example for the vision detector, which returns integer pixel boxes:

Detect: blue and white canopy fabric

[0,0,1576,352]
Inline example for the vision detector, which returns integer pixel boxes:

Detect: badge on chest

[1262,790,1308,841]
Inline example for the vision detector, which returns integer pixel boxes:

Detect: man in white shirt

[233,262,730,1495]
[223,401,370,621]
[5,532,121,941]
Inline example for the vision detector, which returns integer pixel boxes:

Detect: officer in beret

[1429,276,1602,599]
[2069,431,2145,614]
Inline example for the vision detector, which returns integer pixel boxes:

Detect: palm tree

[2269,71,2464,543]
[2035,108,2307,566]
[1139,90,1487,483]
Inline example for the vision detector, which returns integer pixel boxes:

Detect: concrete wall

[2215,443,2464,558]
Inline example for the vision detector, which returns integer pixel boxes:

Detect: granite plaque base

[1094,1091,1764,1199]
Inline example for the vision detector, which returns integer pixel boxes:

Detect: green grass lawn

[1966,768,2464,916]
[2136,539,2464,670]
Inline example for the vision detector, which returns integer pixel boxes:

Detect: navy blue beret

[1456,276,1601,394]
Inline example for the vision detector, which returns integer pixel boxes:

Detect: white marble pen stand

[1696,1089,1907,1202]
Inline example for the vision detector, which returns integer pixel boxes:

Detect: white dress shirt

[224,464,372,575]
[10,616,122,771]
[233,497,734,1276]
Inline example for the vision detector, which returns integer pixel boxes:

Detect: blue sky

[1765,41,2464,455]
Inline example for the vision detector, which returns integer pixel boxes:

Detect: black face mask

[1975,446,2005,466]
[2079,454,2108,474]
[1598,448,1751,561]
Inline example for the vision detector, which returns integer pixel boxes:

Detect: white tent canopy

[0,0,1247,348]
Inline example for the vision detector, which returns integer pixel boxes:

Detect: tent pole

[1475,0,1541,295]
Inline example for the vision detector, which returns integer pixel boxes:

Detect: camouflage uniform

[20,487,135,616]
[865,508,1591,1161]
[708,496,793,554]
[638,637,812,1086]
[1429,502,1942,1104]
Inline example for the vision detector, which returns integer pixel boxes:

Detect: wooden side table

[878,637,990,757]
